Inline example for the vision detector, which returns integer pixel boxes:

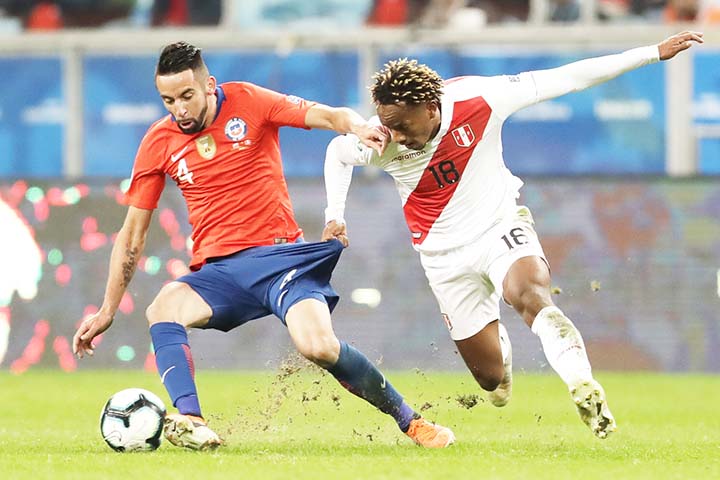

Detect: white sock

[531,306,593,387]
[497,323,510,364]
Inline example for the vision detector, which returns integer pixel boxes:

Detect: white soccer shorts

[419,206,548,341]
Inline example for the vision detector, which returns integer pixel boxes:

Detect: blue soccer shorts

[177,239,343,332]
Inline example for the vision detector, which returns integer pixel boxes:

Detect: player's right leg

[420,247,511,406]
[146,281,222,450]
[455,321,512,407]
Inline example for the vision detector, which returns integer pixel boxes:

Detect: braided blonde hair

[371,58,444,106]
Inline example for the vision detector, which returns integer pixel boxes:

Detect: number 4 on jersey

[177,158,194,184]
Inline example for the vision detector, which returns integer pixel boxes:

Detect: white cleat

[489,324,512,408]
[163,413,223,451]
[570,379,617,439]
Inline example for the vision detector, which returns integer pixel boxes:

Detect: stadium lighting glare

[350,288,382,308]
[116,345,136,362]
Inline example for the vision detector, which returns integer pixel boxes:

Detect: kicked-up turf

[1,366,719,480]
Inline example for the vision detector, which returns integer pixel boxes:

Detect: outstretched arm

[306,105,388,155]
[494,31,704,118]
[73,206,153,358]
[534,31,703,101]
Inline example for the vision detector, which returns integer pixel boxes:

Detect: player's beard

[178,103,209,134]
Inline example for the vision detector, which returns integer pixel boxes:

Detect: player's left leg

[285,298,454,448]
[503,255,616,439]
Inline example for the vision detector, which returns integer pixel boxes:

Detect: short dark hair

[156,41,206,76]
[371,58,444,106]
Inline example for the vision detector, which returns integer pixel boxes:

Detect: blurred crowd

[0,0,221,30]
[0,0,717,31]
[547,0,720,23]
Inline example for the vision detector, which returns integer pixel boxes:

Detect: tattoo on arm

[121,247,138,288]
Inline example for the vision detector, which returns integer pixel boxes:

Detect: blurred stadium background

[0,0,719,377]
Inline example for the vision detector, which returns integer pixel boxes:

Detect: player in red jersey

[72,42,454,450]
[323,31,703,439]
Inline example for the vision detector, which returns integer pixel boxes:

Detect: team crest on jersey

[195,134,216,159]
[224,117,247,141]
[451,124,475,147]
[286,95,302,105]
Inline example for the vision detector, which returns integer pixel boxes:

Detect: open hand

[72,311,113,359]
[658,31,703,60]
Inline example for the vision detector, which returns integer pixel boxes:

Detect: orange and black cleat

[405,416,455,448]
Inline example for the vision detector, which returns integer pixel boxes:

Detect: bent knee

[297,337,339,368]
[146,282,209,327]
[470,366,505,392]
[146,297,164,326]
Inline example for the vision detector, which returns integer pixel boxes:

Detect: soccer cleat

[570,379,617,439]
[488,323,512,407]
[163,413,223,451]
[405,417,455,448]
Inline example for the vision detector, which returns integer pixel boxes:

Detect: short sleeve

[246,83,316,129]
[123,128,167,210]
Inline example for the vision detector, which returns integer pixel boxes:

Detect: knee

[297,336,340,368]
[504,258,553,320]
[506,284,553,326]
[145,282,185,326]
[145,298,165,326]
[469,364,505,392]
[513,285,547,313]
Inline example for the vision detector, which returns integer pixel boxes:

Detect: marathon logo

[391,150,426,162]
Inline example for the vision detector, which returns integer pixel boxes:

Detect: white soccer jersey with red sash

[325,46,659,253]
[327,75,530,253]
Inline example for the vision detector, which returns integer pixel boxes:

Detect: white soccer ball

[100,388,167,452]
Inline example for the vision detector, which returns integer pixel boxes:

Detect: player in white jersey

[322,31,703,439]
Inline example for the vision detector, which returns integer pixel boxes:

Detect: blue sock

[150,322,202,418]
[327,341,417,432]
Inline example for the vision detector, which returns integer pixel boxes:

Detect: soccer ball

[100,388,166,452]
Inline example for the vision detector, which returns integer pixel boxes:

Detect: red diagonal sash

[403,96,491,245]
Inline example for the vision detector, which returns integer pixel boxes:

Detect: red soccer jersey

[124,81,315,270]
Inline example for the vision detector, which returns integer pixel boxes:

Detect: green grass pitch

[1,368,718,480]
